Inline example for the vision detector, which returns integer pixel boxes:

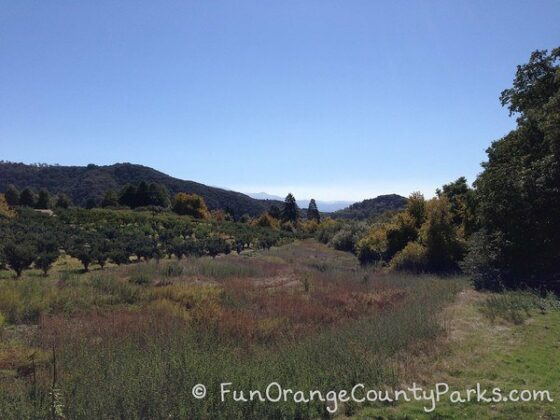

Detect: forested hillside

[331,194,407,220]
[0,162,281,217]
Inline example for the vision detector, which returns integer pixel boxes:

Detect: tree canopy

[467,47,560,292]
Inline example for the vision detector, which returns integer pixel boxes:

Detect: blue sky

[1,1,559,201]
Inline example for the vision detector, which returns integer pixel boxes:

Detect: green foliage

[172,192,209,219]
[252,212,278,229]
[437,177,477,236]
[35,239,60,276]
[281,193,299,222]
[405,191,426,228]
[205,236,231,258]
[268,205,281,219]
[3,241,36,277]
[0,162,276,216]
[307,198,320,222]
[101,190,119,208]
[332,194,407,220]
[4,184,20,206]
[385,211,418,259]
[390,242,428,273]
[19,187,36,207]
[356,225,388,265]
[471,47,560,292]
[480,291,560,324]
[55,193,72,209]
[418,197,465,272]
[35,189,51,209]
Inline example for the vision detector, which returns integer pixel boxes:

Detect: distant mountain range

[246,192,353,213]
[0,162,282,217]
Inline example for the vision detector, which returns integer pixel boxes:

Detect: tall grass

[0,242,464,419]
[479,291,560,324]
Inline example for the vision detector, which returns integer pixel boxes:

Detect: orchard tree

[35,239,60,276]
[4,241,36,277]
[68,237,94,272]
[205,237,230,258]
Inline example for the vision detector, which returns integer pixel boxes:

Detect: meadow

[0,240,465,419]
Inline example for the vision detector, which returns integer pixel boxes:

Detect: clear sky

[1,1,559,201]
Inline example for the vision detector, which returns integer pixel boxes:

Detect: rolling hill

[331,194,407,220]
[0,161,282,217]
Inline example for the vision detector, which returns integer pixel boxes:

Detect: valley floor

[0,240,558,418]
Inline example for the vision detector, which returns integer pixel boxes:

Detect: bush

[251,212,279,229]
[355,226,388,265]
[461,230,503,291]
[172,193,209,219]
[390,242,428,273]
[418,197,465,272]
[329,228,357,252]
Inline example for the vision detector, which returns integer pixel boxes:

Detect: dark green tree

[281,193,299,223]
[307,199,320,222]
[205,237,231,259]
[4,241,36,277]
[148,183,170,207]
[4,185,20,206]
[468,48,560,292]
[268,205,281,219]
[35,239,60,276]
[85,198,97,209]
[136,181,150,207]
[119,185,137,208]
[35,189,51,209]
[55,193,72,209]
[68,237,94,272]
[437,177,477,236]
[19,188,36,207]
[101,190,119,208]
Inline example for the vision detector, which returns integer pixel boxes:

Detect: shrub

[355,226,388,265]
[419,197,465,272]
[390,242,428,273]
[329,228,357,252]
[172,193,209,219]
[251,212,279,229]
